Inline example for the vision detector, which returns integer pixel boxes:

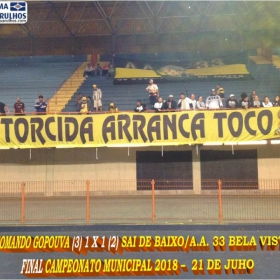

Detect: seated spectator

[196,96,206,109]
[226,94,238,109]
[187,93,196,110]
[134,100,147,112]
[108,102,118,112]
[262,96,273,107]
[14,97,25,115]
[154,97,164,112]
[79,97,89,114]
[0,101,10,116]
[34,95,47,114]
[163,95,177,110]
[75,93,83,112]
[95,63,103,76]
[83,63,94,77]
[249,90,257,107]
[107,64,115,80]
[273,95,280,107]
[253,95,261,108]
[241,96,249,109]
[102,64,109,77]
[206,89,223,109]
[239,92,248,107]
[87,96,93,112]
[178,93,190,110]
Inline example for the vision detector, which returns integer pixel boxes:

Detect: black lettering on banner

[245,111,257,136]
[65,117,78,142]
[1,118,13,142]
[258,110,272,135]
[31,118,45,144]
[118,115,132,142]
[214,113,227,137]
[45,117,56,141]
[102,116,116,143]
[178,114,190,138]
[14,118,28,143]
[163,114,177,140]
[132,115,147,142]
[228,112,243,137]
[58,117,63,141]
[191,113,205,140]
[80,117,93,144]
[147,115,161,142]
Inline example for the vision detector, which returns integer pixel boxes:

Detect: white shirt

[178,98,190,110]
[146,84,158,95]
[154,102,163,109]
[262,102,273,107]
[206,95,223,109]
[187,98,196,109]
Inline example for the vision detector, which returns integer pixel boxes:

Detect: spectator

[134,100,147,112]
[75,93,83,112]
[163,95,177,110]
[79,97,89,114]
[87,96,93,112]
[206,89,223,109]
[196,96,206,109]
[107,64,115,80]
[239,92,248,107]
[217,84,225,102]
[273,95,280,107]
[95,63,103,76]
[187,93,196,110]
[14,97,25,115]
[108,102,118,112]
[241,96,249,109]
[178,93,190,110]
[249,90,257,107]
[262,96,273,107]
[83,63,94,77]
[154,97,164,112]
[146,79,159,108]
[102,64,109,77]
[34,95,47,114]
[92,84,102,111]
[226,94,239,109]
[0,101,10,116]
[253,95,261,108]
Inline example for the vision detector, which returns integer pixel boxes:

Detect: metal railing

[0,179,280,224]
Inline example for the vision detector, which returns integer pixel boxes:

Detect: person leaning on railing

[134,100,147,112]
[108,103,118,112]
[226,94,238,109]
[0,101,10,116]
[14,97,25,116]
[34,95,47,115]
[205,89,223,109]
[273,95,280,107]
[262,96,273,107]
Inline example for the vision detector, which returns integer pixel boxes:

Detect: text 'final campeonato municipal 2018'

[0,1,27,24]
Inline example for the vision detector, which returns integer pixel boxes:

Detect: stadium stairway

[47,62,87,113]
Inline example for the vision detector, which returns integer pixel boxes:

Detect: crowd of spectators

[83,63,115,79]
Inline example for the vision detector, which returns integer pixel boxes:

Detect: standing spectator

[249,90,257,107]
[217,84,225,99]
[0,101,10,116]
[83,63,94,77]
[253,95,261,108]
[226,94,239,109]
[75,93,83,112]
[187,93,196,110]
[273,95,280,107]
[262,96,273,107]
[34,95,47,114]
[93,84,102,111]
[134,100,146,112]
[163,95,177,110]
[87,96,93,112]
[154,97,164,112]
[206,89,223,109]
[178,93,190,110]
[14,97,25,115]
[107,64,115,80]
[239,92,248,107]
[196,96,206,109]
[79,97,89,114]
[146,79,159,108]
[241,96,249,109]
[95,63,103,76]
[108,103,118,112]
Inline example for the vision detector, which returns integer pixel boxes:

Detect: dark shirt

[34,101,47,113]
[226,98,239,109]
[0,102,6,114]
[163,100,177,110]
[14,102,25,114]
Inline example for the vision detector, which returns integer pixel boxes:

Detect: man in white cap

[146,79,159,108]
[226,94,239,109]
[206,89,223,109]
[92,84,102,111]
[163,94,177,110]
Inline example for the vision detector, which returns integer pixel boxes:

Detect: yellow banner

[0,108,279,148]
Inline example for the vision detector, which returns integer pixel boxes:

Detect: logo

[0,1,28,24]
